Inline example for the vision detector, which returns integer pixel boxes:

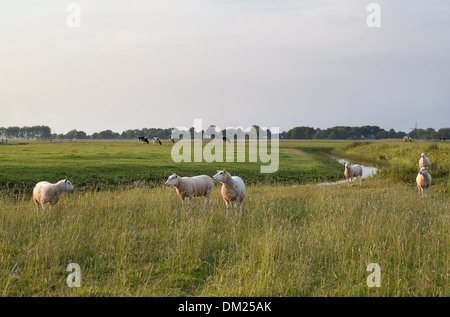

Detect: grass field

[0,139,448,296]
[0,140,348,192]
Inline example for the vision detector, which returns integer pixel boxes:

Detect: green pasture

[0,140,348,192]
[0,139,448,296]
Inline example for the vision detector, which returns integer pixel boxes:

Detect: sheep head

[63,179,75,191]
[213,169,229,182]
[165,173,179,187]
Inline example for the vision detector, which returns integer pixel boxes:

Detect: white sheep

[416,167,432,198]
[212,169,246,216]
[419,153,431,172]
[33,179,75,211]
[165,173,214,209]
[344,162,363,187]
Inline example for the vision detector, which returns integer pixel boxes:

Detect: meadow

[0,139,348,192]
[0,139,448,296]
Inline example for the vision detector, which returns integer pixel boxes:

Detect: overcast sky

[1,0,449,134]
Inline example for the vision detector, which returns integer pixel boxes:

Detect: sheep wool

[416,167,432,198]
[419,153,431,172]
[165,174,214,208]
[33,179,75,211]
[344,163,363,187]
[212,169,246,216]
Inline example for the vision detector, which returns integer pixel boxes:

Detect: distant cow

[439,137,446,141]
[138,136,149,144]
[153,137,162,145]
[403,136,412,142]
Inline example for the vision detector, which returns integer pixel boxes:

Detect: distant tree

[313,128,326,139]
[97,130,120,139]
[65,129,87,139]
[65,130,79,139]
[375,130,389,139]
[388,128,396,138]
[425,128,437,140]
[5,126,21,138]
[437,128,450,139]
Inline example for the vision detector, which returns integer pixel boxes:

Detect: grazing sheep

[419,153,431,172]
[212,169,246,216]
[344,162,363,187]
[165,173,214,209]
[403,136,412,142]
[416,167,432,198]
[33,179,75,211]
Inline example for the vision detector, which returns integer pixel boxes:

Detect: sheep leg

[234,202,238,216]
[225,200,230,217]
[424,188,428,198]
[34,199,40,212]
[239,201,243,216]
[204,196,210,209]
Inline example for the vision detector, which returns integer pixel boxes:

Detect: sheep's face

[421,153,426,158]
[344,162,352,170]
[419,167,428,175]
[165,174,179,187]
[64,179,75,191]
[213,169,229,182]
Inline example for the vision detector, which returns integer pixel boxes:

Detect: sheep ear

[223,169,227,172]
[217,170,221,173]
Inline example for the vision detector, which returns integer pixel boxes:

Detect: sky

[0,0,449,135]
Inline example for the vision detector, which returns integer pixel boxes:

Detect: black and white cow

[138,136,149,144]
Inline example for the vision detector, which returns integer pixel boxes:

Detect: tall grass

[1,178,447,296]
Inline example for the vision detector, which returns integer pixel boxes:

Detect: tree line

[1,125,449,140]
[0,126,173,140]
[283,126,450,140]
